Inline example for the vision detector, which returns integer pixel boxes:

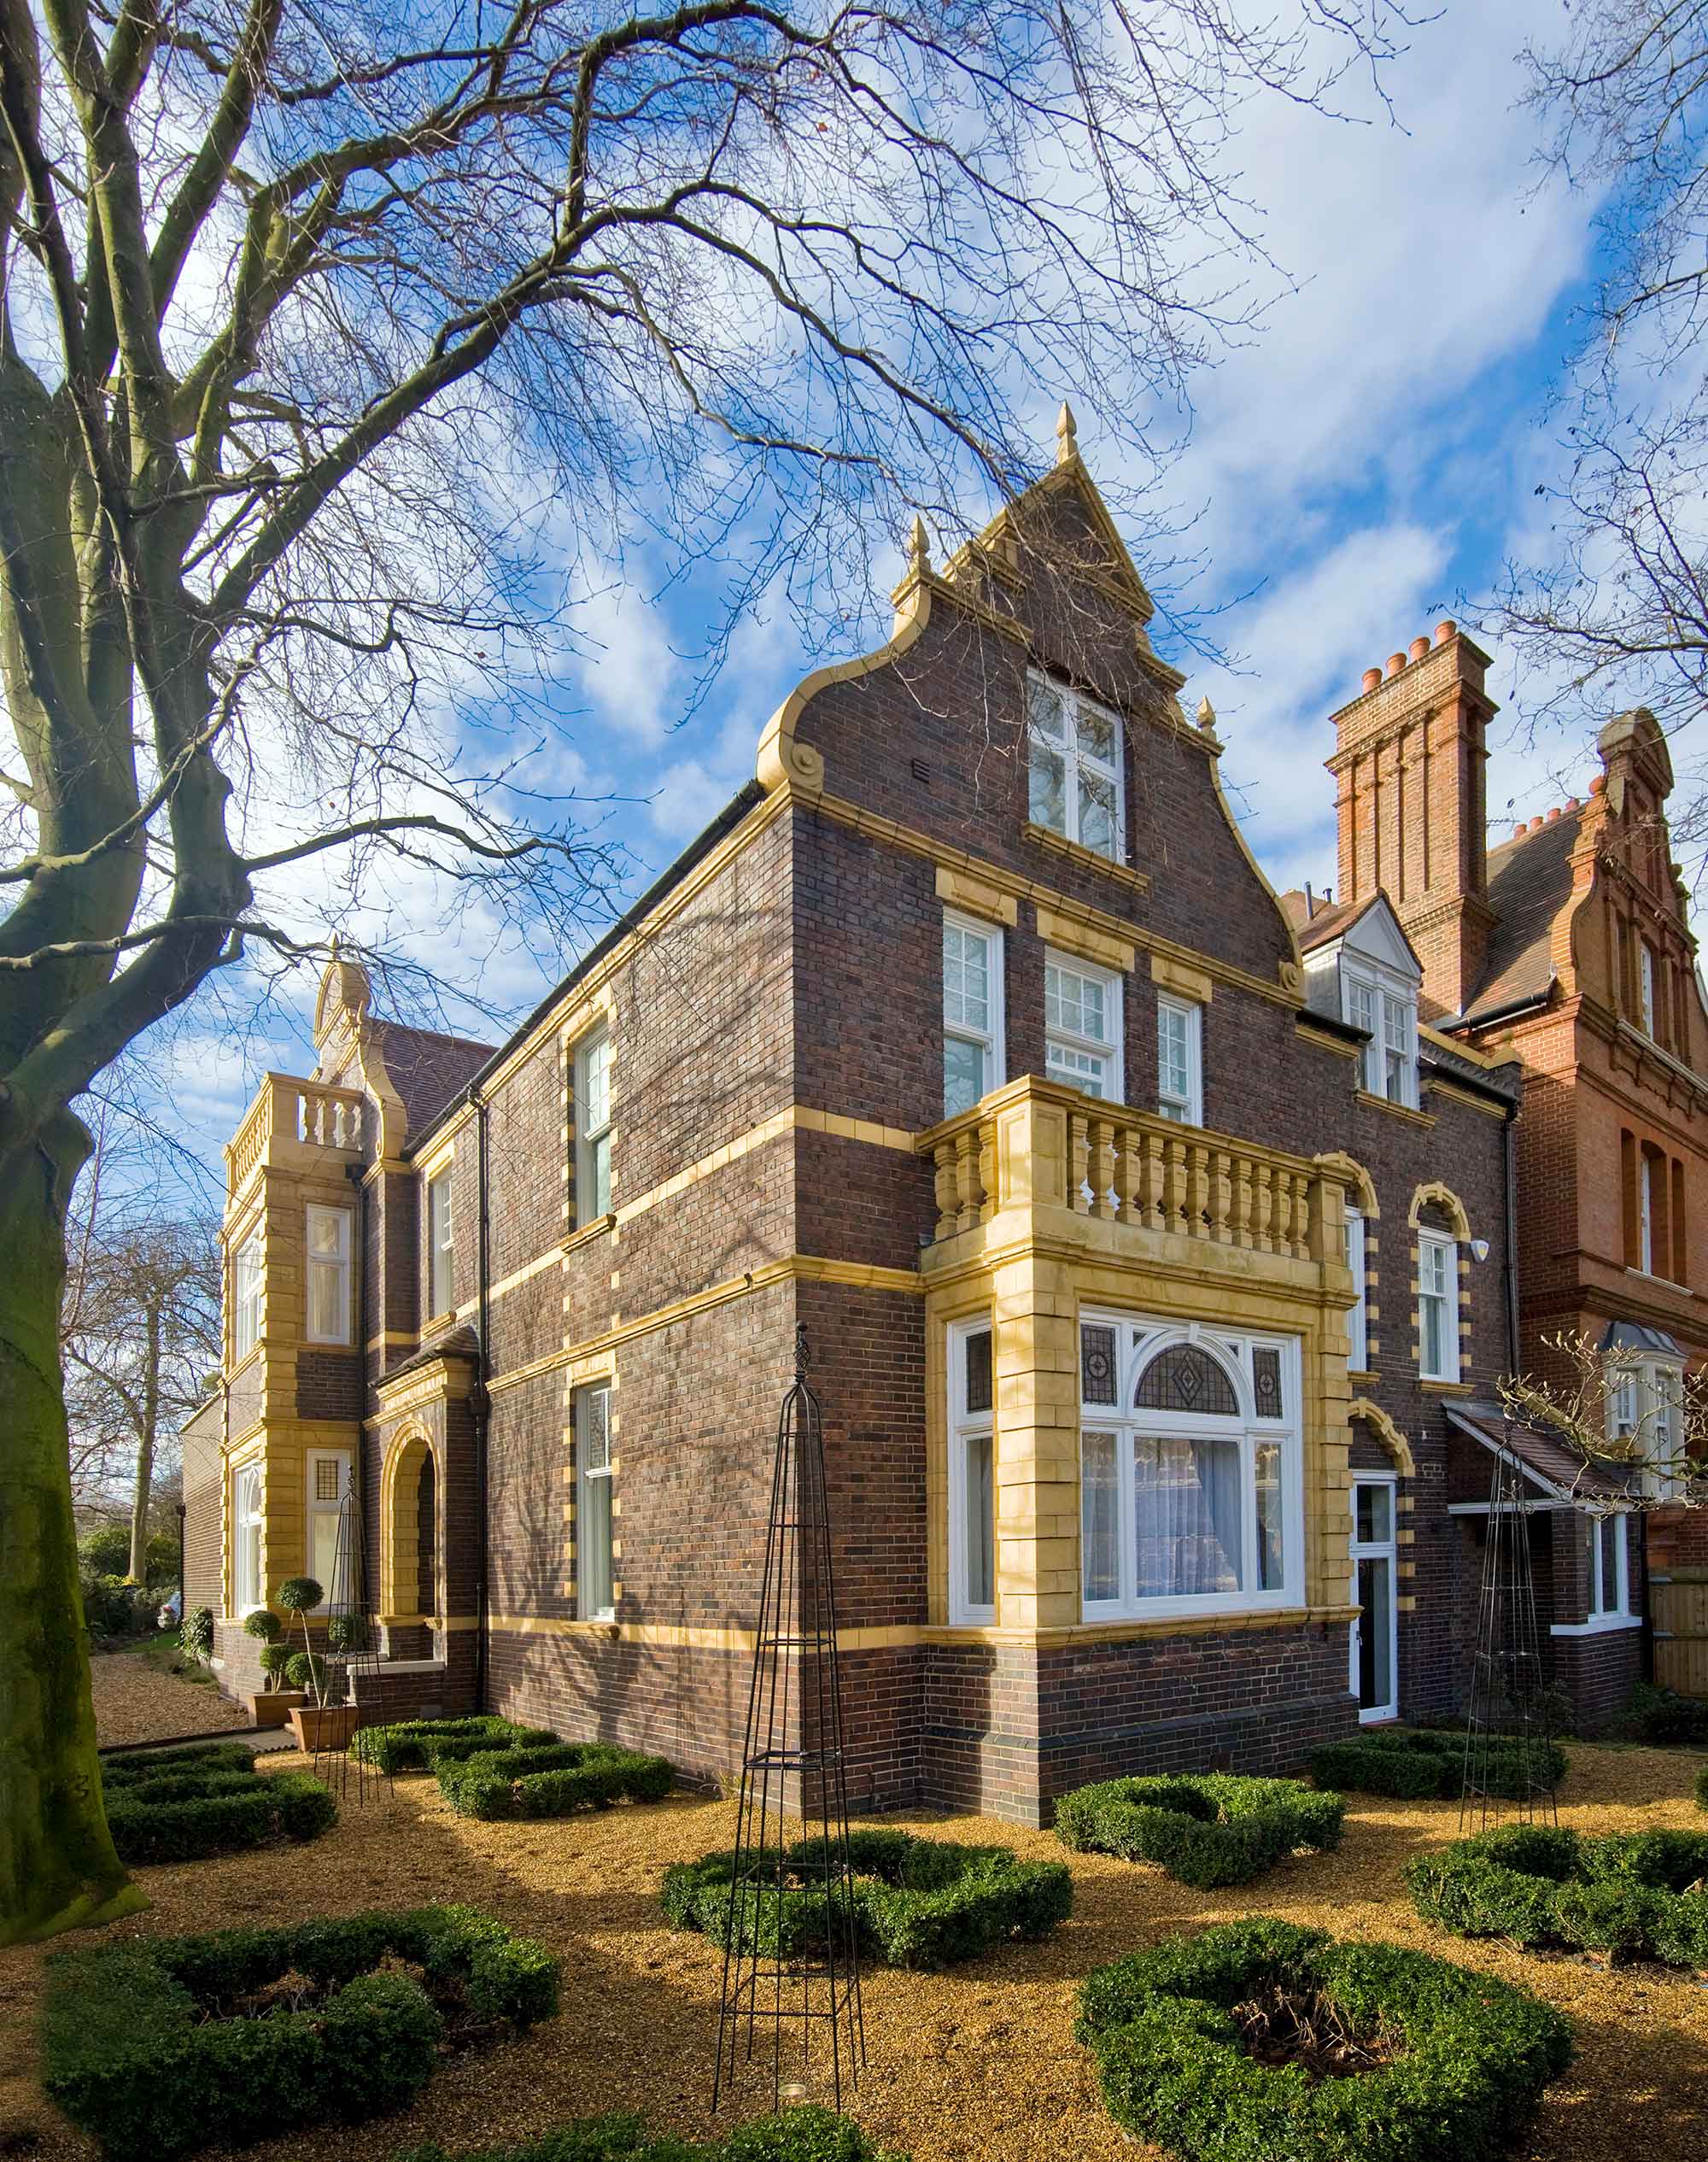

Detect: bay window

[1045,952,1122,1100]
[232,1233,263,1360]
[1608,1356,1687,1500]
[943,911,1004,1117]
[948,1319,996,1624]
[305,1204,352,1344]
[1079,1315,1302,1620]
[1156,996,1202,1125]
[576,1381,614,1620]
[1418,1232,1459,1382]
[1027,672,1124,861]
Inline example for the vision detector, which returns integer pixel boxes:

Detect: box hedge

[663,1827,1072,1970]
[42,1903,560,2159]
[1626,1682,1708,1747]
[1407,1823,1708,1966]
[1307,1727,1568,1801]
[395,2106,910,2161]
[1053,1773,1344,1889]
[1076,1915,1572,2162]
[351,1714,559,1774]
[437,1741,675,1819]
[101,1744,336,1863]
[1695,1761,1708,1812]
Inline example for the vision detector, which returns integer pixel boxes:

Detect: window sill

[1354,1088,1434,1128]
[304,1336,358,1352]
[1348,1368,1378,1386]
[564,1213,615,1255]
[1624,1266,1694,1298]
[1419,1378,1472,1395]
[1549,1614,1641,1637]
[1021,821,1150,894]
[1081,1595,1303,1630]
[422,1308,459,1336]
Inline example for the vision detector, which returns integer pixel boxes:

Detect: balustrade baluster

[1068,1112,1091,1214]
[1186,1142,1209,1238]
[976,1117,997,1224]
[1255,1162,1274,1252]
[954,1129,980,1232]
[1162,1135,1186,1231]
[932,1141,958,1241]
[1091,1118,1116,1217]
[1210,1151,1233,1243]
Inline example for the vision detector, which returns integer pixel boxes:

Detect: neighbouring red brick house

[1321,640,1708,1714]
[184,426,1546,1819]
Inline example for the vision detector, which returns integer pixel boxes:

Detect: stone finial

[1056,402,1079,466]
[1196,695,1218,733]
[907,513,930,577]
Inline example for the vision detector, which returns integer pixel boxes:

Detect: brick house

[183,428,1530,1819]
[1322,642,1708,1714]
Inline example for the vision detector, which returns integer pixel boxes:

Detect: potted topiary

[276,1579,360,1752]
[240,1608,305,1727]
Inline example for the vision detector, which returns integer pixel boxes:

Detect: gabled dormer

[1295,891,1423,1109]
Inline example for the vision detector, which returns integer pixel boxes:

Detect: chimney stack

[1326,623,1499,1019]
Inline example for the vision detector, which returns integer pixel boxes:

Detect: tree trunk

[0,1115,145,1943]
[128,1304,161,1582]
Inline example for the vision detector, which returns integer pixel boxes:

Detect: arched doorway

[380,1427,441,1652]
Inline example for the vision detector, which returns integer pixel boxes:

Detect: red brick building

[1323,639,1708,1713]
[184,433,1535,1817]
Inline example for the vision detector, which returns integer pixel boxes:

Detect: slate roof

[1448,1402,1640,1506]
[371,1022,494,1138]
[1462,807,1582,1022]
[383,1325,480,1385]
[1292,894,1373,954]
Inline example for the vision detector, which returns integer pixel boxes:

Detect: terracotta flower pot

[244,1689,307,1729]
[288,1702,360,1753]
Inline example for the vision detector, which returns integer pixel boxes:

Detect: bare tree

[0,1,1403,1941]
[1500,1330,1708,1509]
[1494,3,1708,851]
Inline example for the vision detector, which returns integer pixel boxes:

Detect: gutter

[1439,981,1555,1034]
[345,1160,370,1602]
[1500,1096,1522,1378]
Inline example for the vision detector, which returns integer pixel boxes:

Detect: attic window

[1343,967,1417,1110]
[1027,672,1124,861]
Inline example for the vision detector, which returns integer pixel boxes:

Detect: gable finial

[907,513,930,577]
[1056,402,1078,467]
[1196,695,1217,732]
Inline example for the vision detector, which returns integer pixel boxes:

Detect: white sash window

[305,1204,352,1345]
[948,1320,997,1624]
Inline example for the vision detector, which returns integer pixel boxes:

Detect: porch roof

[1446,1401,1641,1508]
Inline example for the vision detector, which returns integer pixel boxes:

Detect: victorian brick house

[1320,642,1708,1714]
[184,423,1534,1819]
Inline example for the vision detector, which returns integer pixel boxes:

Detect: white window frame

[1418,1231,1460,1383]
[573,1026,612,1227]
[1609,1356,1687,1501]
[942,910,1005,1117]
[947,1319,997,1626]
[1641,940,1657,1037]
[427,1167,454,1318]
[305,1449,352,1610]
[1348,1473,1399,1724]
[1044,950,1124,1102]
[1078,1313,1305,1624]
[1155,995,1202,1127]
[1345,1207,1369,1373]
[304,1204,353,1345]
[576,1380,615,1620]
[232,1461,264,1615]
[1025,670,1126,861]
[1587,1511,1631,1620]
[1343,964,1417,1108]
[232,1232,263,1362]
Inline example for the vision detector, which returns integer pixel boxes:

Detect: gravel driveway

[88,1646,253,1747]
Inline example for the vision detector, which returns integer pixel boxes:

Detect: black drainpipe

[1500,1098,1522,1379]
[345,1160,371,1601]
[471,1086,492,1714]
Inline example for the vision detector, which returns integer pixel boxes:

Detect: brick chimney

[1325,619,1499,1019]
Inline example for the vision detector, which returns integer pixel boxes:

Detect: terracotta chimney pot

[1409,636,1430,663]
[1565,796,1581,813]
[1512,823,1527,841]
[1529,815,1545,833]
[1435,618,1457,645]
[1387,652,1406,677]
[1546,805,1562,823]
[1361,667,1382,695]
[1589,773,1606,795]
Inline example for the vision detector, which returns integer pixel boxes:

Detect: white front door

[1349,1475,1399,1723]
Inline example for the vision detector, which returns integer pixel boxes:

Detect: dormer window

[1027,672,1123,861]
[1344,967,1417,1108]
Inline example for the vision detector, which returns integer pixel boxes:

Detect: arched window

[1134,1343,1238,1417]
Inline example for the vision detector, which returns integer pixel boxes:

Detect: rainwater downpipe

[471,1085,492,1714]
[1501,1099,1521,1379]
[345,1159,371,1606]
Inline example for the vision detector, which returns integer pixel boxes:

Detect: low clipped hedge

[351,1714,559,1774]
[1626,1682,1708,1747]
[102,1743,336,1863]
[1054,1773,1344,1889]
[1307,1727,1568,1802]
[663,1827,1073,1970]
[1696,1761,1708,1812]
[1076,1915,1572,2162]
[42,1902,560,2159]
[1408,1823,1708,1966]
[438,1741,674,1819]
[396,2106,910,2161]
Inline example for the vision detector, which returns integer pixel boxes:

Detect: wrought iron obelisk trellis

[1459,1443,1559,1831]
[317,1482,394,1804]
[713,1324,865,2112]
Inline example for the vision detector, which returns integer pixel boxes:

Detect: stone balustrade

[226,1072,368,1195]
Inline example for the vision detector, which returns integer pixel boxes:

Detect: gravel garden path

[87,1645,253,1748]
[2,1741,1705,2162]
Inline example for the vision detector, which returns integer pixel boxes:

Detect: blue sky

[145,0,1623,1208]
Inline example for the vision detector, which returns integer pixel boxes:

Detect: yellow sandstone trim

[1355,1090,1436,1128]
[1149,950,1214,1004]
[1407,1181,1473,1239]
[1346,1396,1417,1477]
[757,572,933,795]
[1038,905,1136,974]
[937,864,1019,927]
[1430,1076,1510,1120]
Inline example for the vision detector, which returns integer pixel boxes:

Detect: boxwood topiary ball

[284,1651,326,1692]
[243,1608,284,1643]
[258,1642,291,1680]
[275,1577,323,1614]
